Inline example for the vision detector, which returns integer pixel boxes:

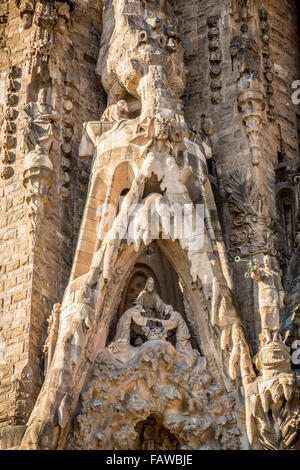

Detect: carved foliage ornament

[226,170,279,259]
[22,88,58,250]
[25,1,74,72]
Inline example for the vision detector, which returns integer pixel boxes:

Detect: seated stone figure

[108,277,199,361]
[22,88,59,155]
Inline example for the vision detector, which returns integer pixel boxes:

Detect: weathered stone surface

[0,0,299,452]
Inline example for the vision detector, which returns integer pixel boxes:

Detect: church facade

[0,0,300,450]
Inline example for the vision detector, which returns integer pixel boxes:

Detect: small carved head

[38,88,48,104]
[164,305,173,318]
[134,304,144,313]
[145,277,155,293]
[241,23,249,34]
[134,337,143,347]
[117,100,128,117]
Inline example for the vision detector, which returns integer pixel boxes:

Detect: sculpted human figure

[109,304,147,350]
[96,0,187,136]
[211,282,242,349]
[250,255,288,343]
[100,100,129,124]
[22,88,59,154]
[133,277,166,319]
[211,280,255,383]
[43,303,61,372]
[230,24,260,78]
[161,305,196,356]
[109,287,197,359]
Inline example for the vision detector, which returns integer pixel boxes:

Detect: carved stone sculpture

[108,278,198,363]
[230,23,264,166]
[226,169,279,260]
[250,256,288,343]
[161,305,197,357]
[230,24,260,79]
[19,0,258,451]
[22,88,58,154]
[43,303,61,372]
[211,279,255,384]
[134,277,166,318]
[22,88,58,250]
[239,257,300,450]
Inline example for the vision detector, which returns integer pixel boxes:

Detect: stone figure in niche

[108,277,198,361]
[133,277,166,319]
[230,24,260,78]
[109,304,148,350]
[250,255,288,343]
[22,88,59,155]
[160,305,196,356]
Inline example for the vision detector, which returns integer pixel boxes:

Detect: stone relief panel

[67,278,240,450]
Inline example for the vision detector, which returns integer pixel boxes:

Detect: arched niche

[109,161,136,211]
[105,241,206,354]
[135,415,179,450]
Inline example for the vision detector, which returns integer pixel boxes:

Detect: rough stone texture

[0,0,105,434]
[0,0,299,451]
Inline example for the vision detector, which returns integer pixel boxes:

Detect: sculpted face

[145,277,155,293]
[164,305,172,317]
[38,88,48,104]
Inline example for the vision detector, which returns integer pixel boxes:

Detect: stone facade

[0,0,299,450]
